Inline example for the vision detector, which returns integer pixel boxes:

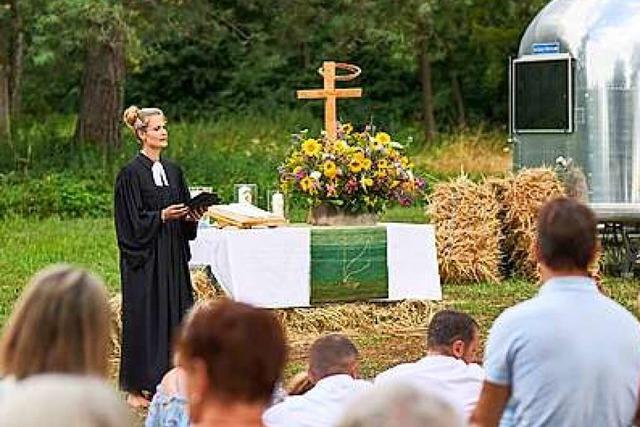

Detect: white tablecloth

[190,223,441,308]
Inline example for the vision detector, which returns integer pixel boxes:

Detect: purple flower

[399,196,412,206]
[345,177,359,194]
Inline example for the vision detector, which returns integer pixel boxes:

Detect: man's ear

[347,359,360,378]
[451,340,465,359]
[533,239,543,263]
[307,367,319,384]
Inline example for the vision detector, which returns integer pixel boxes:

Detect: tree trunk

[74,33,125,147]
[418,38,436,143]
[451,71,466,128]
[0,13,10,141]
[9,0,23,117]
[0,65,10,141]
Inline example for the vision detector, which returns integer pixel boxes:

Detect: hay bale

[191,267,219,302]
[108,294,122,379]
[484,175,516,278]
[429,175,503,284]
[502,167,565,279]
[275,300,438,342]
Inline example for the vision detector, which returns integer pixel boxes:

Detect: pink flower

[326,183,338,198]
[345,177,359,194]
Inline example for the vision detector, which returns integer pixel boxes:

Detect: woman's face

[141,115,168,150]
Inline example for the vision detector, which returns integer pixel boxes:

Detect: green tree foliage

[13,0,548,130]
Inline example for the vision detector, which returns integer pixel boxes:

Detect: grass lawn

[1,216,638,379]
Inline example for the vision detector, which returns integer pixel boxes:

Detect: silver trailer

[511,0,640,274]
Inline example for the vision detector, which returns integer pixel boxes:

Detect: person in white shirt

[263,334,371,427]
[375,310,484,417]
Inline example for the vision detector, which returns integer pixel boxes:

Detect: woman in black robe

[115,106,203,407]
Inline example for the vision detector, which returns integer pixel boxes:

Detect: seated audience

[263,334,371,427]
[0,264,110,399]
[471,197,640,427]
[176,300,287,427]
[146,352,287,426]
[145,362,189,427]
[375,310,484,417]
[0,374,132,427]
[337,382,465,427]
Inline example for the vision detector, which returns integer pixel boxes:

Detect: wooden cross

[297,61,362,141]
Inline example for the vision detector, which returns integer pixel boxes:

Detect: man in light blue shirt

[472,198,640,427]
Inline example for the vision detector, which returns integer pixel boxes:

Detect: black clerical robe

[114,153,196,393]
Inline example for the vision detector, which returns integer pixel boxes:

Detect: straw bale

[275,300,439,342]
[108,270,440,372]
[429,175,503,283]
[502,167,565,279]
[108,294,122,378]
[191,267,219,301]
[484,175,516,277]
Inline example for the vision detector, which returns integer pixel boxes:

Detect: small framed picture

[234,183,258,206]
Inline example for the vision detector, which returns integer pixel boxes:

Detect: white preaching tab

[151,162,169,187]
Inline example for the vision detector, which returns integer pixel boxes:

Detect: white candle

[272,192,284,217]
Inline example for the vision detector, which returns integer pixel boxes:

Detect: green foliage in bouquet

[279,124,427,215]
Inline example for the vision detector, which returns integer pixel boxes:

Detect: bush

[0,172,112,219]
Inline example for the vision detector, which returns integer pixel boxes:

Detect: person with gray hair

[336,382,466,427]
[0,374,133,427]
[263,334,371,427]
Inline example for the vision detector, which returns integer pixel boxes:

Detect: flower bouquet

[278,124,427,225]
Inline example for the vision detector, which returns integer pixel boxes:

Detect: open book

[207,203,287,228]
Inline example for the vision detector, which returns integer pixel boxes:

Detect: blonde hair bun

[122,106,140,129]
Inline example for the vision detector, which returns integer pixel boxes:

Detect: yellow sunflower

[300,176,316,193]
[302,139,322,157]
[323,160,338,179]
[375,132,391,145]
[349,152,366,173]
[375,169,388,179]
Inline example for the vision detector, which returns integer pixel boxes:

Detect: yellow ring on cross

[317,63,362,81]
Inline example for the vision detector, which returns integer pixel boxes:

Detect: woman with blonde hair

[116,106,205,407]
[0,264,110,396]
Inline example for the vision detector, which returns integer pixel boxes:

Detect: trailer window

[513,57,572,133]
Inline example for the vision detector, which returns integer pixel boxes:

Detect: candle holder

[234,183,258,206]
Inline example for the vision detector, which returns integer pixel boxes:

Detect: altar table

[189,223,441,308]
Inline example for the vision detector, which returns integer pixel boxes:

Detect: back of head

[309,334,359,380]
[536,197,597,271]
[0,264,110,379]
[426,310,478,352]
[336,383,465,427]
[0,374,132,427]
[177,300,287,404]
